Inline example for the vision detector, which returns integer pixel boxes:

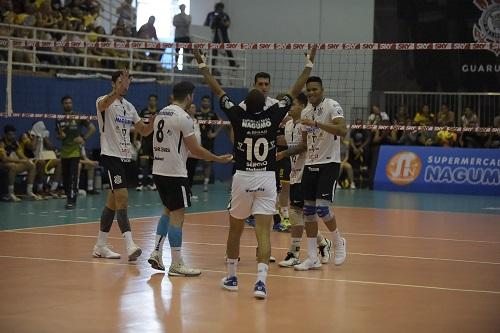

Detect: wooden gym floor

[0,185,499,333]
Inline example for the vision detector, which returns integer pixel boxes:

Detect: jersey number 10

[244,137,269,162]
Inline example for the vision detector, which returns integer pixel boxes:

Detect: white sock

[227,258,238,278]
[50,181,58,191]
[290,238,301,255]
[37,183,43,192]
[307,237,318,261]
[171,247,182,264]
[154,234,166,252]
[8,185,14,195]
[204,178,209,185]
[317,232,327,246]
[256,263,268,283]
[88,179,94,191]
[97,231,109,247]
[280,206,289,219]
[123,231,134,248]
[27,184,34,195]
[332,229,342,245]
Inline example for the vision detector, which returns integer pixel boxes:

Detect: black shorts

[153,175,191,211]
[301,162,340,203]
[277,157,291,182]
[289,183,304,208]
[101,155,131,190]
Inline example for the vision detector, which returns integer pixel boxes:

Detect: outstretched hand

[215,153,233,163]
[306,44,317,64]
[113,69,131,96]
[193,48,206,65]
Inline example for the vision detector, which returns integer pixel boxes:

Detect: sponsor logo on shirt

[242,118,272,129]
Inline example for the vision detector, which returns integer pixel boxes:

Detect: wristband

[305,55,314,68]
[198,62,207,69]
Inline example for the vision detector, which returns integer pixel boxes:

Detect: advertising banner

[374,146,500,195]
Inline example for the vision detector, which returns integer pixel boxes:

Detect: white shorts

[229,170,277,219]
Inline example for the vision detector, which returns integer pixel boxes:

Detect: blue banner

[374,146,500,196]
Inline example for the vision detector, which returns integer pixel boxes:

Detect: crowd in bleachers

[0,0,164,72]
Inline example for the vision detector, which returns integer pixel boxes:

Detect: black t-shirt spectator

[220,94,292,172]
[195,109,219,146]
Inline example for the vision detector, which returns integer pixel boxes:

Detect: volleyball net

[1,37,499,134]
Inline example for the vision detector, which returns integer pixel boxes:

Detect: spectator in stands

[173,4,191,66]
[339,139,355,189]
[461,107,479,127]
[437,104,455,126]
[394,105,409,124]
[116,0,134,28]
[392,118,417,146]
[485,114,500,148]
[413,104,435,125]
[137,15,161,70]
[349,118,370,188]
[204,2,237,68]
[367,105,389,125]
[56,95,96,209]
[194,95,223,191]
[79,146,100,195]
[459,117,484,148]
[134,94,158,191]
[20,121,63,198]
[0,125,41,201]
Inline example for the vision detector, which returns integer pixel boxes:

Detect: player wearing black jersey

[194,45,316,299]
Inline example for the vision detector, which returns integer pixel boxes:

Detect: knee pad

[316,206,331,220]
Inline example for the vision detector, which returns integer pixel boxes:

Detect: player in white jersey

[291,76,348,270]
[147,81,232,276]
[194,46,316,299]
[276,93,331,267]
[92,70,155,261]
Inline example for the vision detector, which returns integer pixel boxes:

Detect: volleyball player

[194,45,316,298]
[92,70,154,261]
[277,93,331,267]
[289,76,347,270]
[148,81,232,276]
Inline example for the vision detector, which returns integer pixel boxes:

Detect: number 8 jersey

[152,104,195,177]
[221,94,292,172]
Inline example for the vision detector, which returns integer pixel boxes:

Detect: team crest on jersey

[473,0,500,56]
[114,175,122,184]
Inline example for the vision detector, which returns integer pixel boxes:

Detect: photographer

[204,2,237,68]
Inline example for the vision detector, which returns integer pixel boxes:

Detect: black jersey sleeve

[269,94,293,124]
[220,95,242,124]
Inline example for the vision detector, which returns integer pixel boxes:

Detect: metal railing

[0,23,247,87]
[374,91,500,126]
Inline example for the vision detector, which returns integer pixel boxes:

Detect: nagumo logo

[386,151,422,185]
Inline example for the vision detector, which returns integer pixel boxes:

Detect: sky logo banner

[375,146,500,196]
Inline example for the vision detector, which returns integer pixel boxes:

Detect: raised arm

[97,70,130,112]
[288,45,317,98]
[193,48,226,98]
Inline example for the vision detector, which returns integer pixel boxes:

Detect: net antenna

[5,39,13,116]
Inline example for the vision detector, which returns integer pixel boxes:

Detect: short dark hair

[245,89,265,114]
[111,70,133,83]
[201,95,211,100]
[4,124,16,134]
[215,2,224,10]
[254,72,271,84]
[295,92,308,106]
[61,95,72,104]
[306,76,323,86]
[173,81,195,101]
[148,94,158,100]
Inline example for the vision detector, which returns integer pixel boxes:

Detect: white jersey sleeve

[302,98,344,165]
[284,119,306,184]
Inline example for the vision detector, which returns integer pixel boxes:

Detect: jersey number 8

[244,137,269,162]
[156,119,165,143]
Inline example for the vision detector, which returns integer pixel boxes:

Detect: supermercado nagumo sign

[374,146,500,195]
